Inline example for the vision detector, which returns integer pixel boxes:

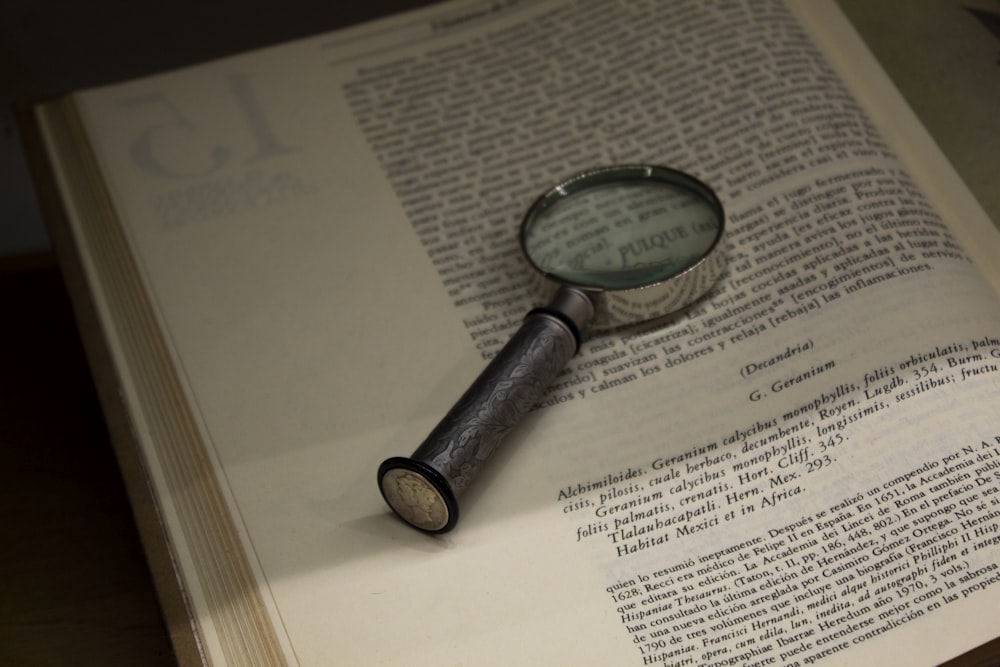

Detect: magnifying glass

[378,165,726,533]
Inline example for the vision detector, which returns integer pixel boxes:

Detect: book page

[61,0,1000,665]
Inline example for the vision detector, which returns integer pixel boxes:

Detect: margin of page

[32,97,296,667]
[791,0,1000,296]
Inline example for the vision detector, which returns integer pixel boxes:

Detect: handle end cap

[378,457,459,533]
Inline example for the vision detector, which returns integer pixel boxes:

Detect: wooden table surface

[0,255,176,666]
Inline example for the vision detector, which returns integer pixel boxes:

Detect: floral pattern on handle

[414,313,578,494]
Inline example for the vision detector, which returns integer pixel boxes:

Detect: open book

[27,0,1000,664]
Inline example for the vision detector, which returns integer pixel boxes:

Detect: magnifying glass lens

[523,180,721,290]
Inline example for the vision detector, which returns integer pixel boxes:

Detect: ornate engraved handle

[379,289,593,533]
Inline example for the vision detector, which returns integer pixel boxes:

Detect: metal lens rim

[519,164,726,293]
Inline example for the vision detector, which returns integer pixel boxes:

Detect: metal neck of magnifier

[378,165,725,534]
